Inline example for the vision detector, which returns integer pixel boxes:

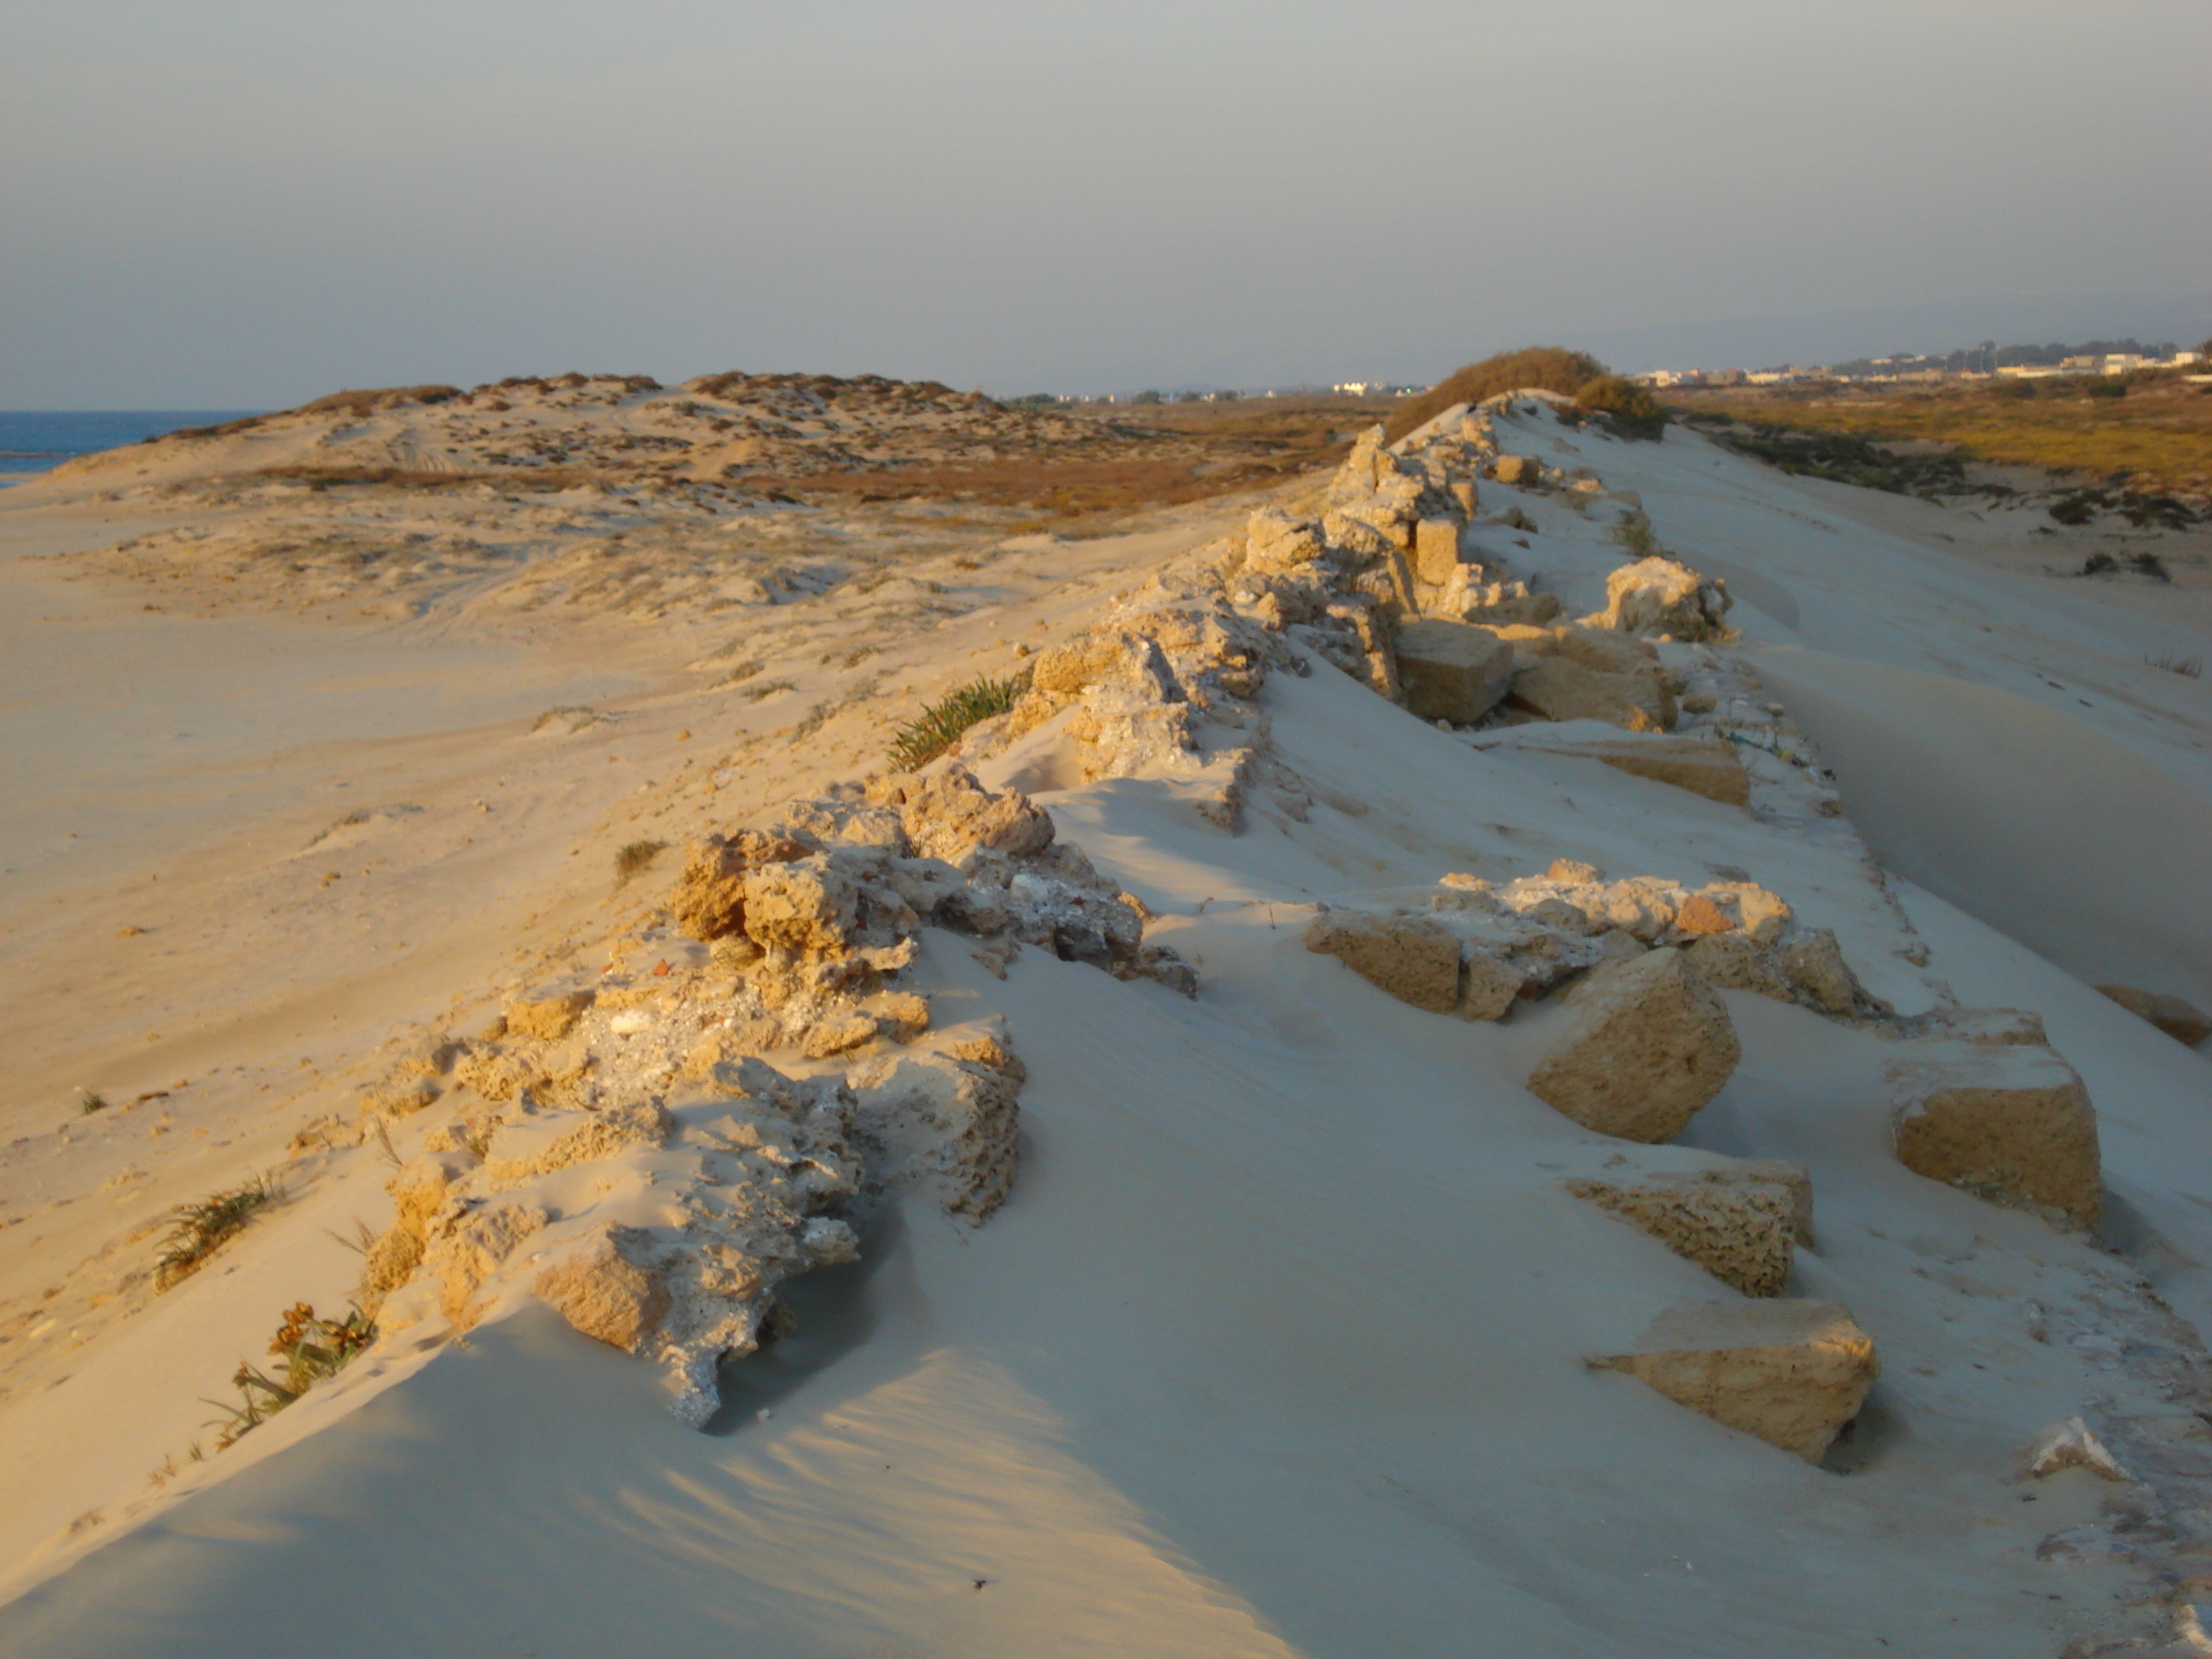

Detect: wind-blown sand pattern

[2,379,2210,1657]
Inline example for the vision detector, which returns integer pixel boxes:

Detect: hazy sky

[6,1,2208,406]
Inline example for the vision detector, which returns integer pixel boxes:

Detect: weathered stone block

[1590,1300,1879,1463]
[1305,909,1462,1014]
[1527,949,1741,1141]
[1887,1043,2102,1227]
[1508,657,1675,732]
[1394,619,1515,726]
[2095,984,2211,1046]
[1412,516,1467,586]
[1568,1168,1803,1295]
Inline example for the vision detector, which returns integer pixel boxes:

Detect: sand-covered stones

[1393,618,1515,726]
[1568,1161,1810,1295]
[2095,984,2211,1046]
[1887,1043,2101,1227]
[1527,949,1741,1141]
[1590,1300,1879,1463]
[1573,737,1750,806]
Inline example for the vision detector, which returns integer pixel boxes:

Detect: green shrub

[1575,375,1665,439]
[887,673,1030,770]
[207,1303,377,1449]
[157,1175,282,1290]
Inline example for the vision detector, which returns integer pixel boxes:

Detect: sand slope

[3,398,2208,1657]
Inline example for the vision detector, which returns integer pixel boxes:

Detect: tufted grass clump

[887,673,1030,770]
[205,1302,377,1449]
[156,1174,282,1290]
[615,838,668,884]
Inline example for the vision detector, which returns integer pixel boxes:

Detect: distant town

[1013,339,2210,406]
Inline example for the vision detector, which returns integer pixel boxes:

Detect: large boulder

[2095,984,2211,1046]
[1590,1300,1879,1464]
[1527,948,1741,1141]
[1589,556,1732,639]
[1568,1164,1807,1295]
[1886,1043,2102,1227]
[1304,909,1461,1014]
[1394,619,1516,725]
[1507,657,1676,732]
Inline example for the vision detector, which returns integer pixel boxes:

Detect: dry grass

[1384,348,1609,443]
[1660,376,2212,497]
[156,1174,282,1290]
[615,839,668,884]
[753,452,1323,520]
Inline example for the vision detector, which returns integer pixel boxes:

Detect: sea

[0,410,266,487]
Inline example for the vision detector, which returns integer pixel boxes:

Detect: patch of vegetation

[156,1174,282,1290]
[2146,652,2203,678]
[739,678,796,703]
[76,1089,108,1116]
[1609,520,1662,559]
[2081,552,2170,582]
[615,839,668,884]
[708,659,765,689]
[205,1303,376,1449]
[531,704,602,734]
[1699,422,1974,500]
[887,673,1031,770]
[1384,348,1610,443]
[1575,375,1665,440]
[1658,377,2212,500]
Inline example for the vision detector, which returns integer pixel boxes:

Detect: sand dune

[2,390,2208,1657]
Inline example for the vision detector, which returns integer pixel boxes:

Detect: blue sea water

[0,410,266,486]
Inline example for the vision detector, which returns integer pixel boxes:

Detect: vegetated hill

[1383,348,1611,442]
[50,371,1337,519]
[1660,374,2212,504]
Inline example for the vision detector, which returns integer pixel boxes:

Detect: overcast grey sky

[5,0,2208,406]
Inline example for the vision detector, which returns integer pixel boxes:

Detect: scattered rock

[1589,1300,1879,1463]
[1493,455,1540,486]
[1887,1043,2102,1227]
[1569,737,1750,806]
[2023,1416,2129,1482]
[1527,949,1742,1141]
[534,1225,672,1354]
[1588,556,1732,640]
[505,988,594,1043]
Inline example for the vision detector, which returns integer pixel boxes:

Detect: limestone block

[1549,624,1659,677]
[534,1225,671,1353]
[1893,1006,2048,1046]
[1591,556,1732,639]
[1493,454,1540,485]
[1776,928,1864,1015]
[1683,934,1794,1002]
[1590,1300,1879,1462]
[1508,657,1675,732]
[2022,1417,2128,1481]
[1412,517,1467,586]
[1567,1169,1802,1295]
[1527,949,1741,1141]
[2095,984,2211,1046]
[1394,619,1515,726]
[505,987,595,1043]
[1305,909,1461,1015]
[1570,737,1750,806]
[1460,948,1526,1022]
[741,858,861,958]
[1887,1043,2101,1226]
[1244,508,1326,573]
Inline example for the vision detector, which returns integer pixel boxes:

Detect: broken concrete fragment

[1567,1168,1801,1295]
[1305,909,1461,1015]
[1527,949,1741,1141]
[534,1225,671,1353]
[1590,1300,1879,1463]
[2022,1417,2129,1481]
[2095,984,2211,1047]
[1393,619,1515,726]
[1887,1043,2102,1227]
